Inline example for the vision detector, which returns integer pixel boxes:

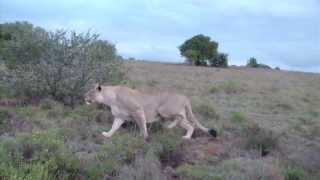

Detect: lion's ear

[94,83,101,91]
[97,85,102,91]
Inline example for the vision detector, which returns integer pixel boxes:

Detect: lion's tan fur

[85,84,212,139]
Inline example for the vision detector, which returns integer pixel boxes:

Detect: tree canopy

[179,34,218,66]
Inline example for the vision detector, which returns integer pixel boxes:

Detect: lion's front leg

[102,118,124,138]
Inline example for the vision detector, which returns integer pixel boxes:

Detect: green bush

[0,109,10,133]
[208,53,228,68]
[244,124,278,156]
[87,133,146,178]
[231,111,248,124]
[177,164,219,180]
[194,101,219,120]
[0,130,80,179]
[0,21,125,107]
[285,167,305,180]
[246,57,271,69]
[209,86,219,94]
[117,151,166,180]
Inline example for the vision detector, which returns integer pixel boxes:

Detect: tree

[209,53,228,67]
[247,57,259,68]
[179,34,218,66]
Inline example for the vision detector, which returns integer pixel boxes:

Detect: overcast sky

[1,0,319,72]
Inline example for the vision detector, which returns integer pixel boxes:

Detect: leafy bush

[177,164,219,180]
[194,101,219,120]
[244,124,279,156]
[0,21,125,107]
[117,151,166,180]
[209,86,219,94]
[152,132,183,168]
[285,166,305,180]
[0,130,80,179]
[208,53,228,67]
[231,111,248,125]
[246,57,271,69]
[0,109,10,134]
[87,134,146,178]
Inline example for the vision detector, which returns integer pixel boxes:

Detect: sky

[1,0,319,72]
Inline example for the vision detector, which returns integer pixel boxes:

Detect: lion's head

[84,84,104,105]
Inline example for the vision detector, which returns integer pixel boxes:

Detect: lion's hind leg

[180,120,194,139]
[166,118,180,129]
[172,113,194,139]
[132,109,149,139]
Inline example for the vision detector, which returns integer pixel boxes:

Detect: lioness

[85,84,217,139]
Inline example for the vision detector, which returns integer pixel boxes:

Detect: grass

[218,80,242,94]
[1,60,320,179]
[177,158,283,180]
[231,111,248,124]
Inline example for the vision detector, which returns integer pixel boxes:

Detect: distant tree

[209,53,228,67]
[128,57,135,61]
[258,64,271,69]
[247,57,259,68]
[179,34,218,66]
[246,57,271,69]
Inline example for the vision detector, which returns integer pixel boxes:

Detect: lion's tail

[185,101,217,137]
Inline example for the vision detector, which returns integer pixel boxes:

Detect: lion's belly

[111,106,131,120]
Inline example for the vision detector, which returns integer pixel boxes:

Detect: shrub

[244,124,279,156]
[1,22,125,107]
[194,101,219,120]
[0,109,10,134]
[89,134,146,178]
[117,151,166,180]
[208,53,228,68]
[209,86,219,94]
[246,57,271,69]
[177,164,219,180]
[0,130,80,179]
[152,132,184,168]
[285,167,305,180]
[231,111,248,124]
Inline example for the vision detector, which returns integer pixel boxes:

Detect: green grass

[231,111,248,124]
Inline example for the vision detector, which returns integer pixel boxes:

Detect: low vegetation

[0,21,125,106]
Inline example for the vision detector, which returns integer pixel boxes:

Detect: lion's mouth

[85,98,92,105]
